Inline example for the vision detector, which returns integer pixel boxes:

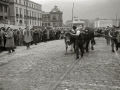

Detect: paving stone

[0,38,120,90]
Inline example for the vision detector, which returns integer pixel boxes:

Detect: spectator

[0,28,4,52]
[109,26,119,52]
[5,27,15,54]
[33,29,39,45]
[43,27,47,42]
[23,28,32,49]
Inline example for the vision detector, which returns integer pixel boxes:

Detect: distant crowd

[0,27,65,53]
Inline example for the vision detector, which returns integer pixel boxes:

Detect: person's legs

[11,47,15,52]
[76,43,79,60]
[79,44,84,57]
[111,39,114,52]
[7,47,11,53]
[114,39,118,51]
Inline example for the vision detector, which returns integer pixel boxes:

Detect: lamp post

[26,0,28,30]
[116,13,117,27]
[71,2,74,29]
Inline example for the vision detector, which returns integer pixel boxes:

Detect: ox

[64,30,76,54]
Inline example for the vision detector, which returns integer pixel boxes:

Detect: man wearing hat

[70,26,85,60]
[109,26,119,52]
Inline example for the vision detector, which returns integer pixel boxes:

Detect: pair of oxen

[64,27,95,60]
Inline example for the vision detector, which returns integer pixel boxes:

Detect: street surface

[0,38,120,90]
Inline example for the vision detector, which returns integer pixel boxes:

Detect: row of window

[42,23,60,27]
[16,7,41,18]
[0,5,8,12]
[1,0,9,2]
[17,19,41,26]
[15,0,41,11]
[42,23,50,26]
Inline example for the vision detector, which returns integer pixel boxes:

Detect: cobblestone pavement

[0,38,120,90]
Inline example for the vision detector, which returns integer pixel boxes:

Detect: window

[37,5,39,9]
[39,13,41,18]
[19,0,21,4]
[19,20,22,23]
[48,23,50,26]
[32,11,34,17]
[53,23,56,26]
[32,4,33,8]
[45,23,47,26]
[52,16,56,20]
[20,8,22,15]
[29,3,31,7]
[4,6,7,13]
[30,11,31,16]
[39,6,41,10]
[16,7,18,14]
[0,5,2,12]
[24,9,26,15]
[24,1,26,5]
[34,5,35,9]
[35,12,36,17]
[37,12,39,18]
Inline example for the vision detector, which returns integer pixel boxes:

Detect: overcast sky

[31,0,120,23]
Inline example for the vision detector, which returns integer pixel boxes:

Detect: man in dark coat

[33,29,39,45]
[70,26,85,60]
[43,27,47,42]
[109,26,119,52]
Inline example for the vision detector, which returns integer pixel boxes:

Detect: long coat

[24,30,32,43]
[117,31,120,43]
[47,30,50,40]
[0,30,4,47]
[33,29,39,41]
[5,31,15,48]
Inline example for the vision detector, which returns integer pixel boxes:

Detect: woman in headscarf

[23,28,32,49]
[5,27,15,53]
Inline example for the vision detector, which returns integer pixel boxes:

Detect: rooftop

[51,6,61,12]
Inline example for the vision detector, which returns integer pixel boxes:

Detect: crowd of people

[95,26,120,52]
[0,27,65,53]
[0,25,120,54]
[104,26,120,52]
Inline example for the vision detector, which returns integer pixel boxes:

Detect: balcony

[27,16,29,19]
[20,15,22,18]
[16,14,19,18]
[30,16,32,19]
[5,16,7,19]
[38,18,42,21]
[24,15,26,18]
[32,17,34,19]
[0,16,3,20]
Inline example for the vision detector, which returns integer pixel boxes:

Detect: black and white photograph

[0,0,120,90]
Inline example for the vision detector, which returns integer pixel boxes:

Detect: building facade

[42,11,50,27]
[0,0,9,24]
[42,6,63,28]
[94,19,119,28]
[9,0,42,29]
